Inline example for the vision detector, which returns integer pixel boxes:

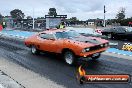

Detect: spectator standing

[2,21,6,28]
[59,22,65,29]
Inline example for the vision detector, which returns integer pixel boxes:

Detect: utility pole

[33,8,35,29]
[104,5,106,27]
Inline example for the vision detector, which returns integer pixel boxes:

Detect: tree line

[0,7,132,26]
[113,7,132,26]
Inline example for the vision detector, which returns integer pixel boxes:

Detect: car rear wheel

[107,34,113,39]
[31,45,39,55]
[92,53,101,60]
[63,51,76,65]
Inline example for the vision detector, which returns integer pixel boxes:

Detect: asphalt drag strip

[0,36,132,88]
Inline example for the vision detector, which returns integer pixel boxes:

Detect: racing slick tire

[92,53,101,60]
[31,45,40,55]
[63,51,76,65]
[107,33,113,39]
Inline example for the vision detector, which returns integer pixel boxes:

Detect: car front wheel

[31,45,39,55]
[107,33,113,39]
[63,51,76,65]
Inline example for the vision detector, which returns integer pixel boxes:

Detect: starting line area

[106,48,132,57]
[0,28,132,57]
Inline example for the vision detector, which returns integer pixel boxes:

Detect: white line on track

[103,52,132,60]
[106,51,132,57]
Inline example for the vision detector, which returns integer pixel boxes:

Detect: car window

[118,28,125,32]
[55,31,80,39]
[55,32,64,39]
[39,33,55,39]
[114,27,125,32]
[126,27,132,32]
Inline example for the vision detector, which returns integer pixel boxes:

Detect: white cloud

[0,0,131,20]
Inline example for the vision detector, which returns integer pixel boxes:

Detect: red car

[25,29,109,65]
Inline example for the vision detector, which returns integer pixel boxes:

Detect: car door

[118,28,126,35]
[37,33,60,53]
[114,28,126,37]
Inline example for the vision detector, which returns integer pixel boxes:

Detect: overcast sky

[0,0,132,20]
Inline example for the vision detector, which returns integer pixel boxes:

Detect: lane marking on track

[106,48,132,57]
[0,33,26,40]
[106,51,132,57]
[102,52,132,60]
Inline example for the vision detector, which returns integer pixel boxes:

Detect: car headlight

[104,43,109,47]
[82,48,90,52]
[100,44,104,47]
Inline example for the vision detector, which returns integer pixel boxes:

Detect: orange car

[24,29,109,65]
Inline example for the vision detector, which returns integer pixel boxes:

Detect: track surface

[0,36,132,88]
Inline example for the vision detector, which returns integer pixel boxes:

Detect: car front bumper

[79,47,109,57]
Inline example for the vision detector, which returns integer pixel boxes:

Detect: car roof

[112,26,129,28]
[39,29,70,34]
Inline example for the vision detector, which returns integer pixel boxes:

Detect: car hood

[68,36,108,46]
[72,37,101,44]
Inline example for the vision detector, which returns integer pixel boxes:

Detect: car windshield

[55,31,81,39]
[126,27,132,32]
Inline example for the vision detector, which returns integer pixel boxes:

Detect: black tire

[92,53,101,60]
[63,51,76,65]
[107,33,113,39]
[31,45,40,55]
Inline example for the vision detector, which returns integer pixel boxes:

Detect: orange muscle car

[24,29,109,65]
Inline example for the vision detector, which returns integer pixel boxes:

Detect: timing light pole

[104,5,106,27]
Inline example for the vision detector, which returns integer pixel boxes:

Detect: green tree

[120,17,132,26]
[116,7,125,20]
[69,17,79,21]
[37,17,44,19]
[48,8,57,16]
[37,17,41,19]
[10,9,25,20]
[40,17,45,19]
[0,13,3,24]
[27,16,32,19]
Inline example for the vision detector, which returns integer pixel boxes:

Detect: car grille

[89,43,108,51]
[90,45,102,51]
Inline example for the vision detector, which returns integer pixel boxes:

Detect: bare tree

[116,7,125,20]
